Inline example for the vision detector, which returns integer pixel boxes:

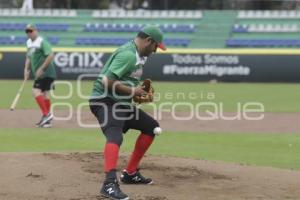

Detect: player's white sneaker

[40,121,52,128]
[39,113,53,127]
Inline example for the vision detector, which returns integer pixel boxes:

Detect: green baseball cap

[25,24,37,31]
[141,25,166,51]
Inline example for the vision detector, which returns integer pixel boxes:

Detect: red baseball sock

[126,133,154,174]
[35,95,48,116]
[44,98,51,113]
[104,143,119,173]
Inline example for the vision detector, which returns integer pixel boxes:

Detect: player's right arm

[24,57,31,81]
[102,51,146,97]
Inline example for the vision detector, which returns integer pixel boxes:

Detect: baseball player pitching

[89,25,166,200]
[24,24,56,128]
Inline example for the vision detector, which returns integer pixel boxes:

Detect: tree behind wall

[33,0,109,9]
[1,0,298,10]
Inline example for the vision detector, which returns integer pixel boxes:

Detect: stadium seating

[0,9,77,17]
[229,10,300,47]
[35,24,69,31]
[92,10,202,19]
[83,23,195,33]
[226,39,300,47]
[2,9,300,48]
[0,23,26,31]
[0,23,69,31]
[232,24,299,33]
[238,10,300,19]
[0,9,199,47]
[76,37,190,47]
[0,36,59,45]
[84,23,142,32]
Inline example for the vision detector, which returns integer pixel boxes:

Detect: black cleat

[100,179,129,200]
[35,116,44,127]
[120,170,153,185]
[39,113,53,127]
[40,121,52,128]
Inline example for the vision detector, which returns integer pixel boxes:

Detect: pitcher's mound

[0,152,299,200]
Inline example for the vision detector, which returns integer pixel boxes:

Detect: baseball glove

[133,79,154,104]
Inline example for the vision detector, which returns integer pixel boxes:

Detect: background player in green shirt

[89,26,166,200]
[23,24,56,128]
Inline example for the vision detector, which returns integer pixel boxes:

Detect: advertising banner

[1,50,300,82]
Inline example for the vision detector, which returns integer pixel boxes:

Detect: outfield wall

[1,47,300,82]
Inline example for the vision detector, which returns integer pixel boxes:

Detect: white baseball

[154,127,162,135]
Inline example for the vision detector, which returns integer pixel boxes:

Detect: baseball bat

[10,80,26,111]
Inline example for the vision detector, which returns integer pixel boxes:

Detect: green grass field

[1,80,300,112]
[0,128,299,170]
[0,80,299,170]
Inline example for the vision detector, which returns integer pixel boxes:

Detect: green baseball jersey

[26,36,56,80]
[91,40,147,102]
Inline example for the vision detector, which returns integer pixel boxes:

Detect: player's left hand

[133,79,154,104]
[35,67,45,79]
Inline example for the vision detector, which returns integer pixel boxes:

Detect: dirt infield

[1,109,300,133]
[1,109,300,200]
[0,152,300,200]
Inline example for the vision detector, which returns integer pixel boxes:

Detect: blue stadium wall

[1,47,300,82]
